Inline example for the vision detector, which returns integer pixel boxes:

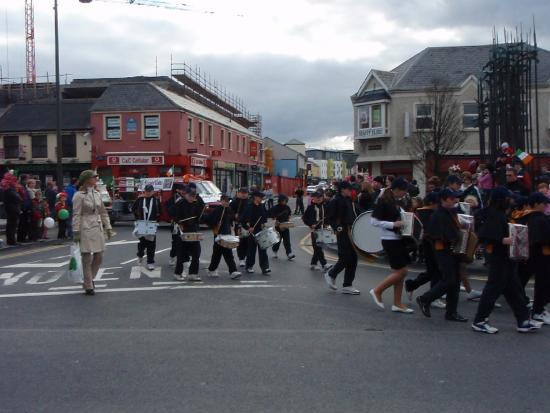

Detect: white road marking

[120,248,172,265]
[49,284,107,291]
[94,267,122,282]
[129,266,161,279]
[1,262,68,269]
[152,281,186,286]
[0,284,289,299]
[0,272,29,286]
[240,281,269,283]
[106,240,139,246]
[26,271,64,285]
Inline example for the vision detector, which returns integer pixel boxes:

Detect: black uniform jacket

[132,196,161,221]
[230,197,249,222]
[175,198,203,232]
[476,206,508,257]
[416,206,436,240]
[303,202,327,229]
[425,206,460,250]
[268,204,292,223]
[524,211,550,256]
[240,203,267,234]
[205,205,233,235]
[327,193,361,231]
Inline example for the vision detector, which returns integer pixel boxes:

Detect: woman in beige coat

[72,170,113,295]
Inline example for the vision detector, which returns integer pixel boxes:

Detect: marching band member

[230,187,250,267]
[369,178,414,313]
[165,183,185,267]
[525,193,550,325]
[416,188,468,322]
[471,187,541,333]
[324,181,360,295]
[241,191,270,275]
[302,190,331,271]
[205,194,241,280]
[173,185,203,282]
[132,184,161,271]
[268,194,296,260]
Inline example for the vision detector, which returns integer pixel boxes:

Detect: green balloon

[58,208,70,220]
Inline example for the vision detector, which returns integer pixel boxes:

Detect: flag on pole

[515,149,533,165]
[166,165,174,177]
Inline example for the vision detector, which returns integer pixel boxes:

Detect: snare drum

[254,227,281,250]
[351,211,383,254]
[216,235,240,249]
[180,232,204,242]
[277,222,295,230]
[314,228,337,244]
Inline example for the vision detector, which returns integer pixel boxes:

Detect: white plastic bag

[67,243,84,284]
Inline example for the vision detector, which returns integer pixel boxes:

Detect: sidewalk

[0,220,66,251]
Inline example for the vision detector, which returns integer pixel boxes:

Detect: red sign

[211,150,222,157]
[190,157,207,167]
[249,141,258,157]
[187,148,198,154]
[107,155,164,166]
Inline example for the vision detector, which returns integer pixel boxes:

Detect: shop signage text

[190,157,207,167]
[358,127,385,138]
[211,150,222,157]
[249,141,258,157]
[107,155,164,166]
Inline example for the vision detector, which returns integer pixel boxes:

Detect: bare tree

[408,79,467,178]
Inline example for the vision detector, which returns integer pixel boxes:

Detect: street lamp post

[54,0,63,188]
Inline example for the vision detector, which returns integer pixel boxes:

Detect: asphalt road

[0,216,548,413]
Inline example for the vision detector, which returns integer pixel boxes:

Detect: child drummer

[241,191,270,275]
[268,193,296,260]
[302,190,331,271]
[205,194,241,279]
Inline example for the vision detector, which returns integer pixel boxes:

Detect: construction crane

[25,0,36,84]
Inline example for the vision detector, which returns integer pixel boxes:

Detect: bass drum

[351,211,383,254]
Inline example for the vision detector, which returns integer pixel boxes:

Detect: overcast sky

[2,0,549,149]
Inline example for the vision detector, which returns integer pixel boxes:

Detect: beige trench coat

[72,188,112,253]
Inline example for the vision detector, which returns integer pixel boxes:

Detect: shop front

[213,160,236,194]
[189,155,210,178]
[235,164,249,189]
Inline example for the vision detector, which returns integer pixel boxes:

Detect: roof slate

[0,100,93,133]
[91,82,179,112]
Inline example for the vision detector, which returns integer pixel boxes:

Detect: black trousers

[310,232,327,267]
[246,237,269,271]
[169,224,178,258]
[474,253,529,324]
[272,228,292,255]
[235,226,249,261]
[294,197,304,214]
[5,213,19,245]
[532,253,550,315]
[57,220,67,239]
[209,241,237,273]
[17,210,30,242]
[137,236,156,264]
[328,229,357,287]
[420,250,461,317]
[175,240,201,275]
[406,240,441,291]
[517,260,533,304]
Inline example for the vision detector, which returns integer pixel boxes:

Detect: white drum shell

[351,211,383,254]
[255,227,281,250]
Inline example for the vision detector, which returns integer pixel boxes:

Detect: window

[228,132,232,150]
[220,130,225,148]
[415,104,433,130]
[187,118,193,141]
[62,134,76,158]
[31,135,48,158]
[198,121,204,144]
[236,135,240,152]
[371,104,382,128]
[208,124,213,146]
[357,103,387,138]
[463,103,479,129]
[3,136,20,159]
[243,136,247,154]
[143,115,160,139]
[105,115,121,140]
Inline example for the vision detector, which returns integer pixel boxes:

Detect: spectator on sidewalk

[17,174,33,243]
[1,172,23,246]
[65,178,79,238]
[294,186,305,215]
[55,192,69,239]
[39,192,51,239]
[29,189,42,241]
[45,182,57,218]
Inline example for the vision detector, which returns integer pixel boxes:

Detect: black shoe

[416,297,431,318]
[85,289,95,296]
[445,313,468,322]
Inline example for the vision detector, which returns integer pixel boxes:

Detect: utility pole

[54,0,63,187]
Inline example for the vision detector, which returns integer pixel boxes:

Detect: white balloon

[44,217,55,229]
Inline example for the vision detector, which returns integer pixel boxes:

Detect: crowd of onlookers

[0,172,78,246]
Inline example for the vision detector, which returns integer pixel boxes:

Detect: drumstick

[178,216,197,223]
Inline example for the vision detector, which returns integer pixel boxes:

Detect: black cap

[278,194,288,202]
[339,181,352,190]
[251,191,265,198]
[390,177,408,190]
[188,182,197,189]
[528,192,550,206]
[424,192,439,205]
[184,186,197,194]
[312,190,324,198]
[373,176,384,184]
[439,188,462,200]
[490,186,511,202]
[514,196,529,209]
[144,184,154,192]
[173,183,185,190]
[238,187,248,194]
[446,175,463,185]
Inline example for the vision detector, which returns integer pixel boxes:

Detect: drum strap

[214,208,226,235]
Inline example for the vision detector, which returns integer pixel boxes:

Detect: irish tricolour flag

[515,149,533,165]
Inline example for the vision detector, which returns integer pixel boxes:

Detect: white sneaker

[323,272,337,290]
[287,253,296,261]
[272,252,279,259]
[207,270,219,278]
[342,286,360,295]
[310,265,320,270]
[169,257,176,267]
[517,319,541,333]
[173,273,186,281]
[532,310,550,325]
[322,264,333,272]
[239,260,246,268]
[146,263,155,271]
[472,320,499,334]
[246,268,255,274]
[431,299,446,309]
[230,271,242,280]
[187,274,202,282]
[467,290,483,300]
[369,289,385,309]
[137,257,144,265]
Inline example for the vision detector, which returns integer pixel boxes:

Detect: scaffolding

[478,27,541,161]
[170,61,262,136]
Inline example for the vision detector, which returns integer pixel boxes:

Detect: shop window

[208,124,213,146]
[105,115,121,140]
[3,135,20,159]
[143,115,160,139]
[221,130,225,149]
[62,134,77,158]
[228,132,232,150]
[187,118,193,142]
[198,121,204,144]
[31,135,48,158]
[415,104,433,130]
